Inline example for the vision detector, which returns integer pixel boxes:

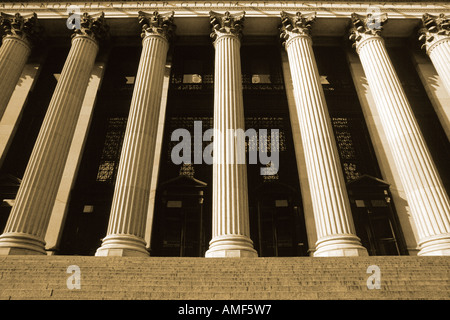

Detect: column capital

[0,12,42,46]
[72,12,109,43]
[418,13,450,55]
[209,11,245,42]
[349,12,388,53]
[279,11,316,47]
[138,11,175,42]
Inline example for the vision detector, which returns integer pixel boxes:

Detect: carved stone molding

[418,13,450,54]
[279,11,316,46]
[209,11,245,41]
[349,12,388,52]
[138,11,175,42]
[72,12,109,43]
[0,12,42,46]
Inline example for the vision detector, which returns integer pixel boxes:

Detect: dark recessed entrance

[150,174,209,257]
[348,175,408,256]
[250,182,308,257]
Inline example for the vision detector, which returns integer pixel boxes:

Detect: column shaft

[0,12,39,119]
[44,61,106,253]
[286,37,367,256]
[0,36,30,119]
[428,39,450,97]
[0,62,40,166]
[356,34,450,256]
[96,12,172,256]
[420,13,450,98]
[281,12,367,257]
[206,11,257,257]
[0,34,99,255]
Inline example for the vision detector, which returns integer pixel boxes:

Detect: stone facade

[0,1,449,259]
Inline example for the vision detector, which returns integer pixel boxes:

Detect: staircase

[0,256,449,300]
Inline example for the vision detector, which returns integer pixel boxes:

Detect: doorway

[348,175,407,256]
[250,182,308,257]
[150,174,209,257]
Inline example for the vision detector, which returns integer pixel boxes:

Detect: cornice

[0,2,448,18]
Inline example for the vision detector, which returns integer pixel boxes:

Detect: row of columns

[0,10,449,256]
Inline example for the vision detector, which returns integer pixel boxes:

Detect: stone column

[280,12,368,257]
[0,13,108,255]
[419,13,450,136]
[95,11,174,256]
[350,13,450,256]
[419,14,450,96]
[205,11,257,257]
[45,61,107,254]
[0,63,40,166]
[0,13,40,120]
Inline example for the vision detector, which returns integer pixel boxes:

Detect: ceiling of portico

[34,14,423,40]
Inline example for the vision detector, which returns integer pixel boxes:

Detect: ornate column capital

[349,12,388,53]
[279,11,316,47]
[0,12,42,46]
[209,11,245,42]
[72,12,109,43]
[138,11,175,42]
[419,13,450,54]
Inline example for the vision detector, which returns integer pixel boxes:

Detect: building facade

[0,1,449,259]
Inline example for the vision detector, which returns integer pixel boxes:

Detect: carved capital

[279,11,316,46]
[418,13,450,54]
[0,12,42,46]
[138,11,175,42]
[72,12,109,43]
[349,12,388,51]
[210,11,245,41]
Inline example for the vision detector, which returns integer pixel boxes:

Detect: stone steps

[0,256,449,300]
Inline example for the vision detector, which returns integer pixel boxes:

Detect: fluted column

[350,13,450,255]
[0,13,108,255]
[95,11,174,256]
[0,13,40,120]
[205,11,257,257]
[280,12,368,257]
[419,14,450,97]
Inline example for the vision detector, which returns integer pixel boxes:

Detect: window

[96,117,128,183]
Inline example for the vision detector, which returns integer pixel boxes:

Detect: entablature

[0,1,448,38]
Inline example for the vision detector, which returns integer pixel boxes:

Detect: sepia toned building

[0,0,449,300]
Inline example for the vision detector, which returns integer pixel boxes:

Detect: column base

[313,234,368,257]
[418,233,450,256]
[0,232,47,255]
[95,234,149,257]
[205,235,258,258]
